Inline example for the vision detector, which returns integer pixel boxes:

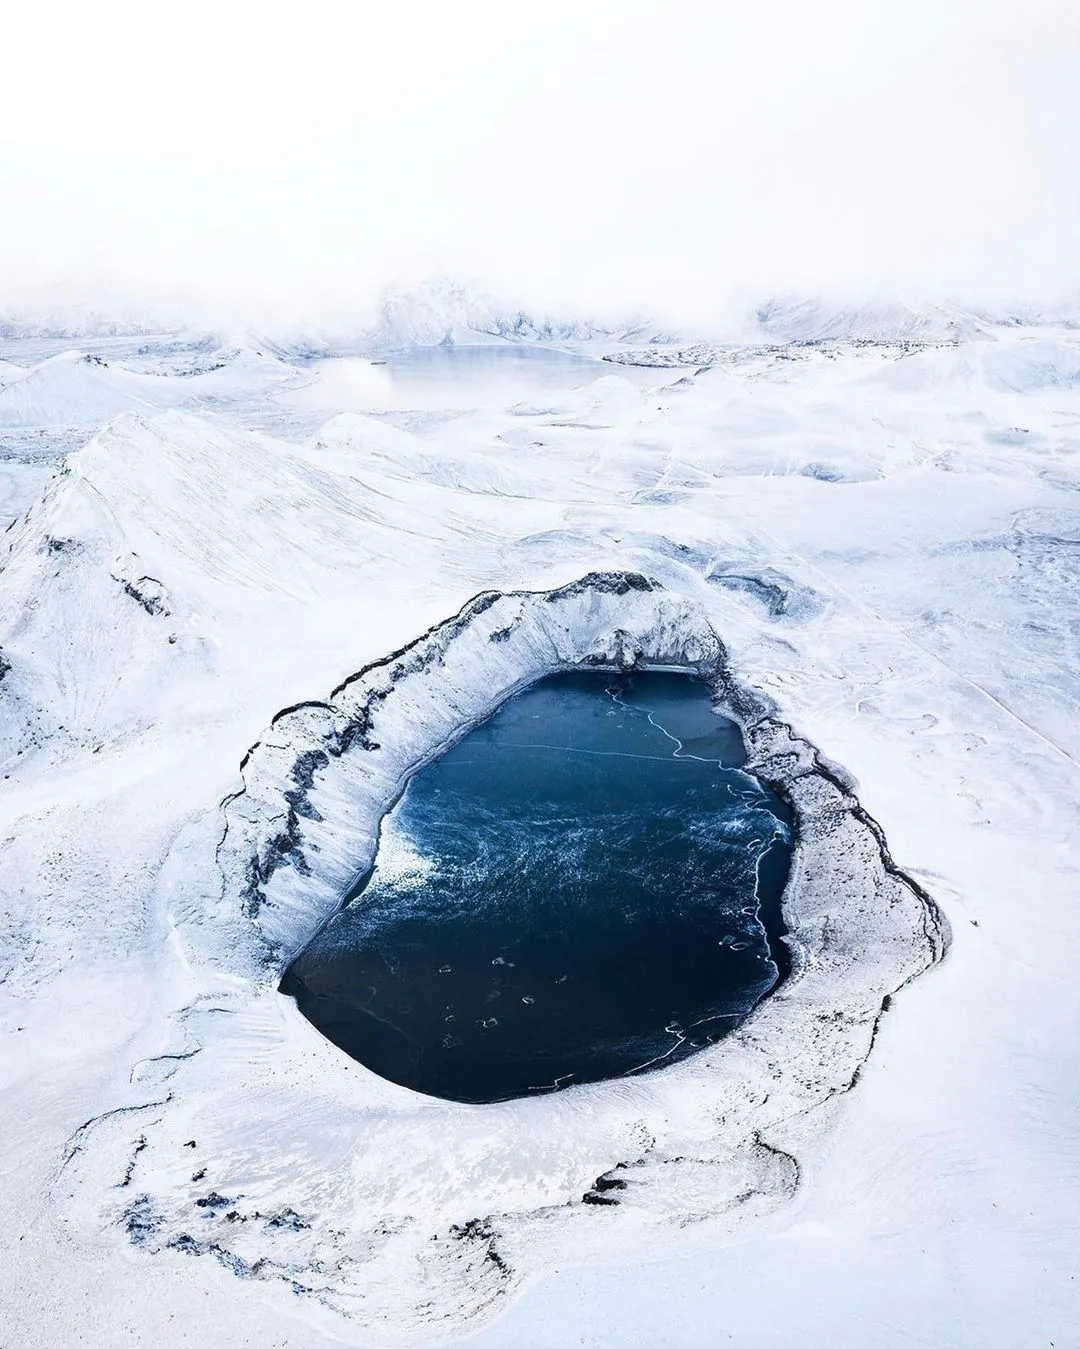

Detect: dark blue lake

[282,672,792,1103]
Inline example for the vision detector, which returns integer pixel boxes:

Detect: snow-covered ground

[1,309,1078,1347]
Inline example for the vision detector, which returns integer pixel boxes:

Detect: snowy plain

[1,298,1078,1347]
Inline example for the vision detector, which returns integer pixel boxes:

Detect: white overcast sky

[2,0,1078,324]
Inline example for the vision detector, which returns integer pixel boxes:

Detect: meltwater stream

[282,672,793,1104]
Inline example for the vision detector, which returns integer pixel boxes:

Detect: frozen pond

[279,344,672,413]
[282,672,792,1103]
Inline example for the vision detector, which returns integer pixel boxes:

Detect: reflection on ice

[282,671,792,1103]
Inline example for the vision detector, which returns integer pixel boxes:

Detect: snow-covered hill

[0,351,185,427]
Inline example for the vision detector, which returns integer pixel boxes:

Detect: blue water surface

[282,672,792,1103]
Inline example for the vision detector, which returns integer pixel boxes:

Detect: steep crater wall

[218,571,946,1011]
[220,572,728,963]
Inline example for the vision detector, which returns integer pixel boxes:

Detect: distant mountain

[751,294,1080,344]
[4,279,1079,360]
[752,295,989,344]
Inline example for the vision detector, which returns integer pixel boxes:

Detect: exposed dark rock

[283,750,330,823]
[118,1134,148,1187]
[448,1217,510,1273]
[118,575,170,617]
[194,1192,232,1210]
[592,1173,628,1193]
[543,571,659,601]
[45,536,80,555]
[123,1194,163,1245]
[166,1233,255,1278]
[265,1207,309,1232]
[582,1169,628,1205]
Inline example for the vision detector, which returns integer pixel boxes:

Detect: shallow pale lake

[282,672,792,1103]
[280,345,672,413]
